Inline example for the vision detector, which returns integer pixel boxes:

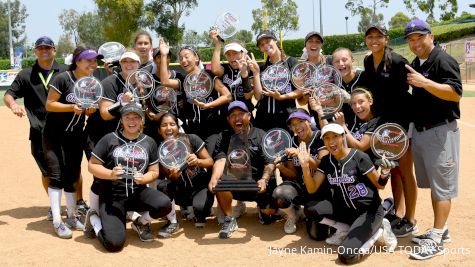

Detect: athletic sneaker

[232,201,246,219]
[410,238,444,260]
[76,199,89,216]
[412,229,451,244]
[218,216,238,239]
[83,208,97,239]
[54,221,72,239]
[258,210,274,225]
[132,219,154,242]
[381,218,397,252]
[158,221,180,238]
[47,208,53,221]
[325,229,348,245]
[180,206,195,221]
[392,217,419,237]
[284,215,297,234]
[385,212,401,228]
[65,215,85,231]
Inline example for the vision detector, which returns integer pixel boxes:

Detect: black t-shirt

[256,56,298,116]
[410,46,462,127]
[341,69,365,122]
[213,127,272,180]
[220,64,254,112]
[317,148,380,210]
[140,60,154,74]
[362,51,412,128]
[6,61,67,135]
[45,71,85,132]
[98,73,129,135]
[92,131,158,200]
[287,131,325,183]
[151,70,184,116]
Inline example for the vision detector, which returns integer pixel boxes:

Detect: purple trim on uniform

[75,49,104,62]
[287,111,311,123]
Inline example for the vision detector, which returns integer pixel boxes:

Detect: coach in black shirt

[404,19,462,260]
[3,36,67,211]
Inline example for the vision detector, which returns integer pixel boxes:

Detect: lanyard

[38,70,54,92]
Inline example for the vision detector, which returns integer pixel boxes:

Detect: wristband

[107,101,122,117]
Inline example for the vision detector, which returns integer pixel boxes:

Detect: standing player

[300,123,397,264]
[404,19,462,260]
[3,36,68,220]
[252,30,302,131]
[43,46,103,238]
[362,24,418,237]
[133,32,154,73]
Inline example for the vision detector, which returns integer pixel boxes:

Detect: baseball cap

[256,30,277,47]
[120,51,140,62]
[365,23,388,36]
[305,31,324,44]
[75,49,104,62]
[227,100,249,114]
[35,36,55,48]
[224,43,248,54]
[320,123,345,139]
[121,103,144,117]
[287,111,312,124]
[404,19,431,38]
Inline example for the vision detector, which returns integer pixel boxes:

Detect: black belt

[415,119,454,132]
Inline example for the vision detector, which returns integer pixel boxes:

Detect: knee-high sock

[64,192,77,217]
[138,211,153,225]
[89,190,100,215]
[360,228,383,253]
[166,200,177,223]
[48,187,62,224]
[320,217,350,232]
[90,214,102,235]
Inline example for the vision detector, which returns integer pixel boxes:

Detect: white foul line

[459,120,475,128]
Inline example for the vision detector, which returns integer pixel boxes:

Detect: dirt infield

[0,97,474,267]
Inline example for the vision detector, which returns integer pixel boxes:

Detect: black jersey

[220,64,254,112]
[45,71,85,132]
[177,69,227,139]
[140,60,154,74]
[287,131,325,182]
[151,70,184,116]
[317,149,380,210]
[6,61,67,134]
[347,116,382,163]
[92,131,158,200]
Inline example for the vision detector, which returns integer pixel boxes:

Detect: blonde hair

[351,87,373,101]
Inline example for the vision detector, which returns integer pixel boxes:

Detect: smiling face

[350,91,373,121]
[305,36,323,57]
[179,49,199,73]
[159,115,180,140]
[332,49,354,80]
[407,33,434,60]
[289,118,312,141]
[35,45,56,62]
[134,35,152,62]
[323,131,345,156]
[120,58,140,78]
[76,57,98,76]
[224,50,243,70]
[365,29,388,55]
[121,112,144,135]
[227,108,251,133]
[258,37,279,57]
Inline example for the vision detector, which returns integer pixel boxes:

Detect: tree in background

[144,0,198,47]
[251,0,299,37]
[77,12,107,48]
[357,7,384,33]
[0,0,28,58]
[403,0,458,22]
[235,30,253,43]
[345,0,388,26]
[388,11,411,29]
[58,10,80,46]
[181,30,200,47]
[56,34,75,57]
[95,0,144,46]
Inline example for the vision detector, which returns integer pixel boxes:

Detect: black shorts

[29,128,48,177]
